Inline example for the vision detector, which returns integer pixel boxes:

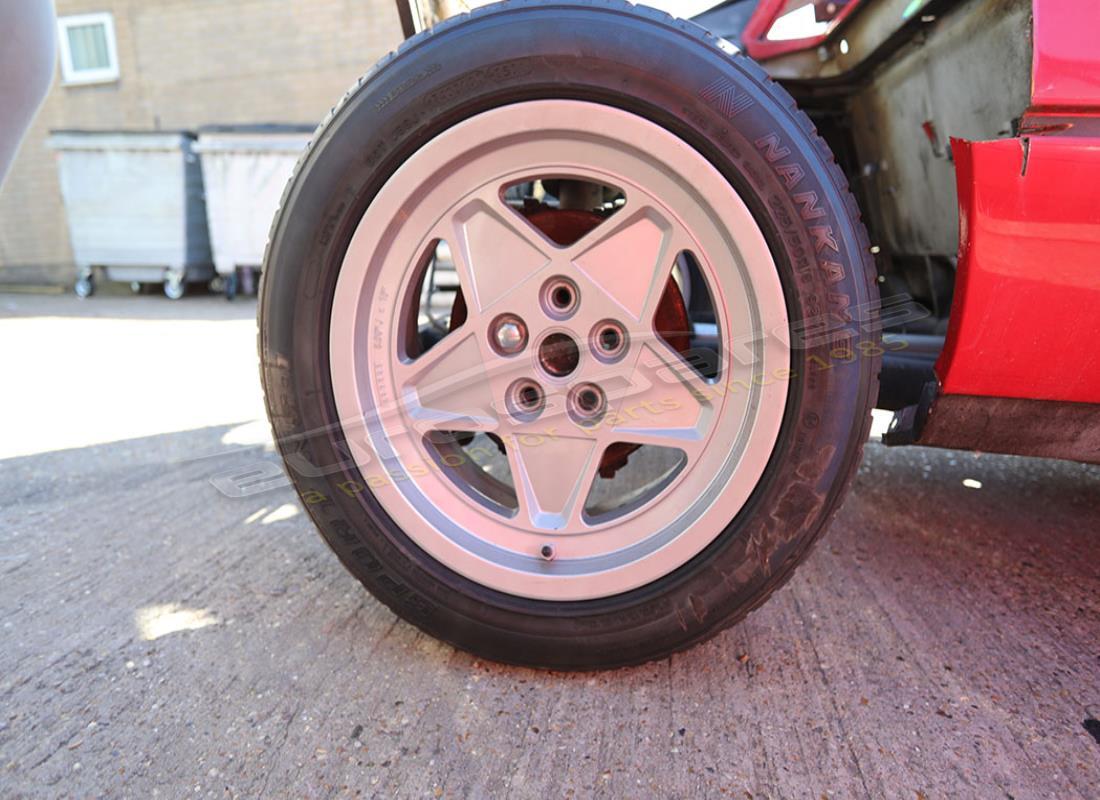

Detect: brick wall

[0,0,403,284]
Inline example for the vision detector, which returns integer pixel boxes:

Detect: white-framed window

[57,12,120,86]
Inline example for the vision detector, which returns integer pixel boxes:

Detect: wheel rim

[330,100,790,601]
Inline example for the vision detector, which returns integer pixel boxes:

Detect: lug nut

[506,378,545,421]
[591,319,628,362]
[568,383,607,426]
[490,314,528,355]
[540,276,579,319]
[539,544,556,561]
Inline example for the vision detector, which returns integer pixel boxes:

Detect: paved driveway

[1,293,1098,798]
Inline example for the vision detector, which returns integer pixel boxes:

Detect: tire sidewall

[260,3,877,668]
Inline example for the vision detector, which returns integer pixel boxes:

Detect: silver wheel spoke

[447,197,552,314]
[398,331,499,430]
[606,341,712,462]
[507,433,600,530]
[570,202,676,323]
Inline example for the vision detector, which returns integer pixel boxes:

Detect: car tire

[259,0,879,669]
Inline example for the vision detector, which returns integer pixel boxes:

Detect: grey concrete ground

[1,293,1098,799]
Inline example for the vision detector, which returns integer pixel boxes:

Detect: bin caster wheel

[164,276,186,300]
[74,275,95,298]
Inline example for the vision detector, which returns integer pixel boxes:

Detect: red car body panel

[1030,0,1100,112]
[939,136,1100,403]
[935,0,1100,404]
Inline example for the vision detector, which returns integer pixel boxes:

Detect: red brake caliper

[450,204,692,478]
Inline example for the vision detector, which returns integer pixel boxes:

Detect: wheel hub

[455,203,693,471]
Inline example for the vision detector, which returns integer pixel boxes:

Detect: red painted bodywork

[939,136,1100,402]
[934,0,1100,404]
[1030,1,1100,112]
[742,0,864,61]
